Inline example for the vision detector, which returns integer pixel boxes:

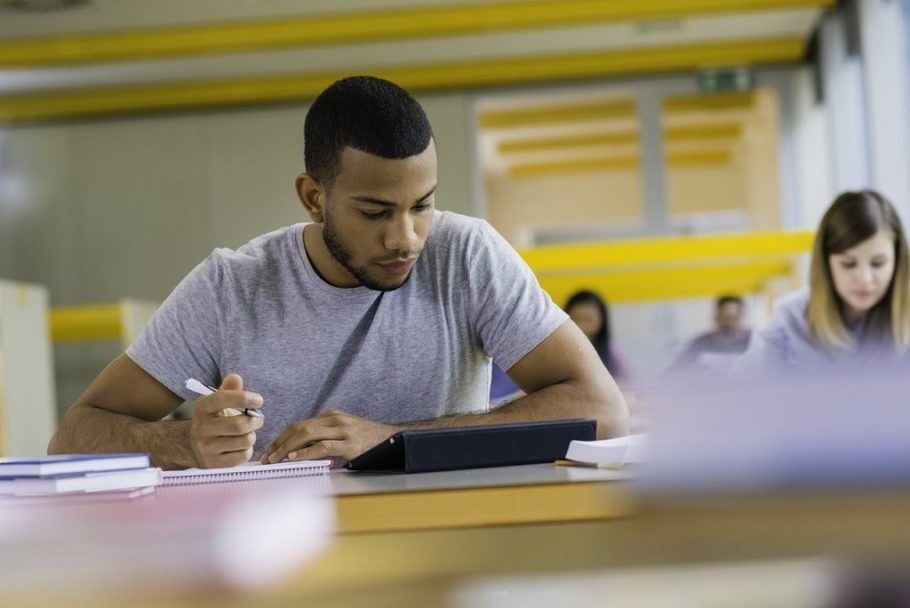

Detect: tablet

[345,419,597,473]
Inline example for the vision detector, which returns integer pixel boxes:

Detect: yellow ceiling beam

[664,91,757,113]
[507,149,732,177]
[0,37,805,124]
[483,93,757,131]
[497,122,743,154]
[666,148,733,166]
[498,131,639,154]
[666,122,743,140]
[49,303,123,342]
[521,230,813,271]
[509,156,641,177]
[0,0,833,67]
[537,260,794,303]
[481,100,637,129]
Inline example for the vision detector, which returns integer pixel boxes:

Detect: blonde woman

[738,190,910,370]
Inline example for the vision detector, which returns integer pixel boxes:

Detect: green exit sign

[697,68,754,93]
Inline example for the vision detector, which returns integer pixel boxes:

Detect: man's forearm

[48,405,197,470]
[403,380,629,439]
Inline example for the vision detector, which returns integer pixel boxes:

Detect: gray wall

[0,92,477,415]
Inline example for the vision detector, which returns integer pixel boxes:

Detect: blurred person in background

[564,290,628,382]
[669,295,751,371]
[738,190,910,371]
[491,288,628,403]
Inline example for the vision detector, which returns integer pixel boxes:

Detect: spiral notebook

[162,460,332,486]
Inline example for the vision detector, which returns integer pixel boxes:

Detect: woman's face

[568,301,603,341]
[828,229,896,323]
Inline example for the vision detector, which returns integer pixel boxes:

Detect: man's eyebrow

[352,185,437,207]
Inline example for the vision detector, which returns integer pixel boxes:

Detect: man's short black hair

[716,295,744,309]
[304,76,434,188]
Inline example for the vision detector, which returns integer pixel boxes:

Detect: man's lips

[377,258,416,274]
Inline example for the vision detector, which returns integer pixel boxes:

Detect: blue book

[0,468,161,495]
[0,454,151,478]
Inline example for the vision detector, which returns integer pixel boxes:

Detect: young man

[49,76,628,469]
[671,295,752,371]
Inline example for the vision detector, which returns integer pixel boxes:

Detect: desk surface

[14,464,910,608]
[47,488,910,608]
[328,462,630,494]
[269,488,910,608]
[158,462,635,533]
[331,463,634,532]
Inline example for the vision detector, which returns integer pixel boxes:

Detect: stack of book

[0,453,161,498]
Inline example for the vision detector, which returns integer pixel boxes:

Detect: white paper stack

[565,434,648,467]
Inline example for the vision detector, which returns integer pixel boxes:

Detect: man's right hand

[190,373,264,468]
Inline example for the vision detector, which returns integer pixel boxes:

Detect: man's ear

[295,173,325,224]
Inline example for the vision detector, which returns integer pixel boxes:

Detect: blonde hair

[807,190,910,354]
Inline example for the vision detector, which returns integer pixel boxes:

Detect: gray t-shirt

[127,211,567,453]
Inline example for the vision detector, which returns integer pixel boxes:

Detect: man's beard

[322,211,414,292]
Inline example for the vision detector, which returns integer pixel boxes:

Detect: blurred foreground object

[0,484,334,602]
[642,364,910,493]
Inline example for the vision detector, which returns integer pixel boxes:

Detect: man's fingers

[262,425,346,464]
[199,432,256,454]
[203,447,254,469]
[192,414,262,455]
[288,439,345,461]
[261,424,308,463]
[195,390,263,417]
[219,372,243,391]
[189,374,263,469]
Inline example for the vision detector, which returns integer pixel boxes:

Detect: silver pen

[185,378,264,418]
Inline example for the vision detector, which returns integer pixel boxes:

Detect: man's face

[321,143,437,291]
[715,301,744,335]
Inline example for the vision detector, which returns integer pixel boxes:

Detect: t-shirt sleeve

[126,252,229,401]
[468,221,568,370]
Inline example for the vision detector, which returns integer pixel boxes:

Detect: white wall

[858,0,910,220]
[819,11,871,194]
[0,281,57,456]
[788,67,835,229]
[780,1,910,227]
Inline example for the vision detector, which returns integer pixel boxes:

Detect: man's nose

[385,214,418,252]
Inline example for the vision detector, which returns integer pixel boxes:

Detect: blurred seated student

[738,190,910,371]
[670,295,751,371]
[564,290,628,381]
[490,289,628,403]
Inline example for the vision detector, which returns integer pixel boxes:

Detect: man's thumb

[219,372,243,391]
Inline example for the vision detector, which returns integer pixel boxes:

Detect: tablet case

[345,419,597,473]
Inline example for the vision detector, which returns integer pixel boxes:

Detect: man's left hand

[261,409,399,464]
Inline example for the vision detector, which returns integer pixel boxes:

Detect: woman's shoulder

[733,290,810,371]
[772,289,809,315]
[766,289,811,337]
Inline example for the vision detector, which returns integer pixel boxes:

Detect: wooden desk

[156,463,635,534]
[327,463,634,532]
[267,489,910,607]
[13,476,910,608]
